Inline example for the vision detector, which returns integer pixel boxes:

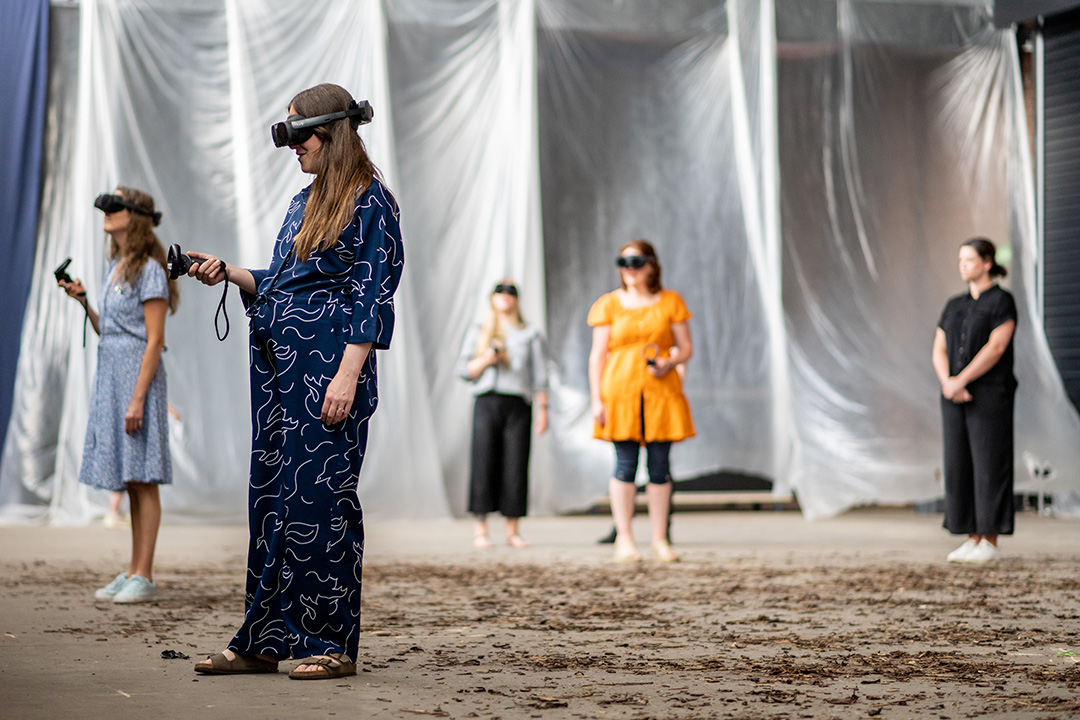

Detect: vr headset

[94,193,162,225]
[270,99,373,148]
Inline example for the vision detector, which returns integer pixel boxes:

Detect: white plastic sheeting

[776,1,1080,517]
[2,0,1078,524]
[534,0,787,513]
[386,0,547,516]
[0,0,447,522]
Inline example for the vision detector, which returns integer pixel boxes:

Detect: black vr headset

[94,193,162,225]
[270,99,373,148]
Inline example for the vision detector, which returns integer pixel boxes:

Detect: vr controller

[169,244,231,342]
[54,257,87,300]
[167,244,208,280]
[54,258,74,284]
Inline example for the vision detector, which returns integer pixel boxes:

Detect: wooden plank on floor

[588,491,798,513]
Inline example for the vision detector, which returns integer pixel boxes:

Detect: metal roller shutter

[1043,10,1080,411]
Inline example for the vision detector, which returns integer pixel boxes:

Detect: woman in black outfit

[932,237,1017,564]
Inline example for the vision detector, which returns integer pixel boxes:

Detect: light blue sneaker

[112,575,159,604]
[94,572,129,600]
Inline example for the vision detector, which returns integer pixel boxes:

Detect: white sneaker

[965,539,1000,564]
[112,575,159,603]
[94,572,129,600]
[946,538,978,562]
[104,511,130,529]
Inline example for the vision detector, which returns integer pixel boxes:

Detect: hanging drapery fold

[3,0,1078,524]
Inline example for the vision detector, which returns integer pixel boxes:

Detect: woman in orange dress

[588,240,694,563]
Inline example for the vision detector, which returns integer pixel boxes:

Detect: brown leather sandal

[288,653,357,680]
[194,651,279,675]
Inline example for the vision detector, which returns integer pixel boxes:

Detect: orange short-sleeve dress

[587,289,696,444]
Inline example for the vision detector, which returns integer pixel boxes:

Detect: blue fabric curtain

[0,0,49,458]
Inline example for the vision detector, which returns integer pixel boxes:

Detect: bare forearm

[338,342,373,381]
[669,345,692,366]
[132,298,168,403]
[588,352,605,401]
[61,280,99,334]
[223,263,257,295]
[931,329,949,385]
[950,322,1014,388]
[669,322,692,367]
[466,356,489,379]
[534,391,549,434]
[73,294,100,335]
[955,344,1007,387]
[131,341,164,402]
[188,253,257,295]
[932,350,949,385]
[83,301,101,336]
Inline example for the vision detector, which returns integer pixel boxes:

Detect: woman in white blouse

[458,280,549,548]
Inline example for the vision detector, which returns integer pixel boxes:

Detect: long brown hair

[475,279,525,363]
[618,239,662,293]
[290,83,379,262]
[109,186,178,314]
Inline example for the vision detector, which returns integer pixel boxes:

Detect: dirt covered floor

[3,508,1080,719]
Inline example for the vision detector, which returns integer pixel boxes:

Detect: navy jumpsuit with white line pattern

[229,177,402,661]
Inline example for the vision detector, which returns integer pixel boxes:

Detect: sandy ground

[3,507,1080,719]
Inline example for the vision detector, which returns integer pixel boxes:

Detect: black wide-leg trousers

[469,392,532,517]
[940,382,1016,536]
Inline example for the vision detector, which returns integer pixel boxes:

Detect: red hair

[618,239,662,292]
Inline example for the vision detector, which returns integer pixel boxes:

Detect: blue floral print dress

[79,259,171,491]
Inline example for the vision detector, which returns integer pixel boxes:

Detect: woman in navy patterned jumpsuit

[190,84,402,680]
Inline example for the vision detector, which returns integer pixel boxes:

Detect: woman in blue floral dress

[189,84,403,680]
[60,186,177,603]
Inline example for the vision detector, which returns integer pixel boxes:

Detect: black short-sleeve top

[937,284,1017,389]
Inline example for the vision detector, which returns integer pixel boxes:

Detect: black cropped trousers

[469,392,532,518]
[940,382,1016,536]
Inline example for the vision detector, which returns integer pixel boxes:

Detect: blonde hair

[475,279,524,363]
[290,83,378,263]
[109,186,178,314]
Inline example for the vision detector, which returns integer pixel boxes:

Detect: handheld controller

[53,258,74,285]
[167,244,208,280]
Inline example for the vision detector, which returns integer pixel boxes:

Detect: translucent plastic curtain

[222,0,448,519]
[385,0,547,516]
[1,0,239,523]
[6,0,1079,525]
[535,0,784,511]
[0,0,448,523]
[778,0,1080,518]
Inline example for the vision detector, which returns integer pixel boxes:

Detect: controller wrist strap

[78,294,89,348]
[214,274,229,341]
